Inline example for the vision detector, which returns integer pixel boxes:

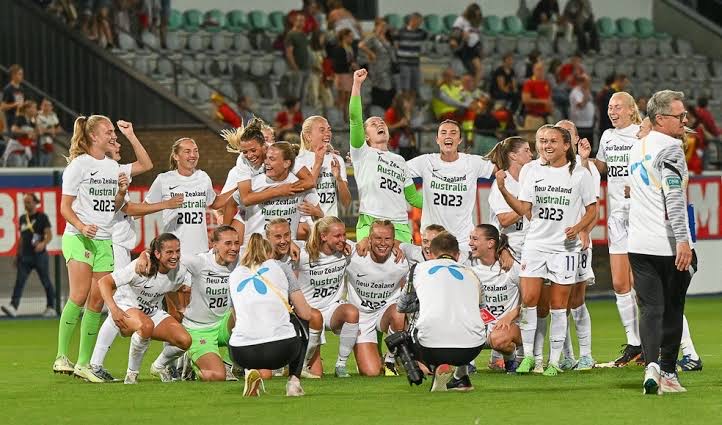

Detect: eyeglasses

[659,111,688,122]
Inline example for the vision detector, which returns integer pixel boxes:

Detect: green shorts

[187,310,232,363]
[356,214,412,243]
[61,234,114,272]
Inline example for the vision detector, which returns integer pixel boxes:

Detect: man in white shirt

[627,90,695,395]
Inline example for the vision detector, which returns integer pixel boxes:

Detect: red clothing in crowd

[522,78,551,116]
[275,110,304,130]
[218,103,241,128]
[695,106,721,138]
[287,10,319,34]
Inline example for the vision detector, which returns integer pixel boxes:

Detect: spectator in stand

[211,92,241,129]
[274,97,304,134]
[307,31,334,113]
[11,101,39,167]
[524,49,541,78]
[36,98,64,167]
[385,92,416,159]
[236,95,256,126]
[287,0,321,35]
[547,58,569,119]
[694,96,721,142]
[327,0,362,52]
[528,0,561,39]
[395,12,427,99]
[637,96,648,119]
[1,64,25,129]
[329,28,357,120]
[562,0,600,54]
[459,73,486,142]
[521,61,552,141]
[596,73,628,146]
[558,52,586,89]
[431,67,467,122]
[285,13,312,103]
[474,95,500,137]
[1,193,56,318]
[569,74,595,143]
[80,0,115,48]
[450,3,484,86]
[684,107,704,174]
[490,52,520,113]
[359,17,397,110]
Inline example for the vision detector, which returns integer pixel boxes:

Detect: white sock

[384,327,396,364]
[562,317,575,359]
[548,309,567,366]
[90,316,119,366]
[453,364,469,379]
[127,332,151,373]
[534,314,548,362]
[520,306,537,358]
[303,328,322,369]
[336,322,358,368]
[615,291,641,346]
[572,304,592,357]
[680,315,699,360]
[153,342,186,369]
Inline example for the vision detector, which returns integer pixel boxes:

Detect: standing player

[54,115,126,381]
[296,216,359,378]
[350,69,423,242]
[346,220,408,376]
[580,92,644,365]
[97,233,192,384]
[498,125,597,376]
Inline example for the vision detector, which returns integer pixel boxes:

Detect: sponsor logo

[90,171,99,176]
[357,273,367,278]
[169,185,179,190]
[535,179,544,183]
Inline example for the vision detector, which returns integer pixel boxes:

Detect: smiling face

[421,228,442,257]
[468,227,493,259]
[156,239,181,272]
[306,117,332,151]
[436,121,462,157]
[91,119,117,153]
[267,221,292,258]
[264,146,291,180]
[107,138,121,161]
[364,116,389,149]
[539,128,569,165]
[173,139,199,173]
[214,230,240,265]
[369,224,394,262]
[321,222,347,254]
[608,95,634,129]
[240,138,266,168]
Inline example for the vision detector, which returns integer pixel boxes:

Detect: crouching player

[97,233,191,384]
[346,220,408,376]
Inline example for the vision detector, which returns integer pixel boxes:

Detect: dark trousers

[629,252,695,373]
[12,252,55,308]
[230,336,306,378]
[414,343,483,371]
[574,18,600,53]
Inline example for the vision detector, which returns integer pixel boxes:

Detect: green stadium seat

[226,10,248,32]
[203,9,225,33]
[423,14,444,35]
[597,17,616,38]
[268,11,286,34]
[635,17,670,40]
[168,9,183,31]
[443,14,457,33]
[248,10,269,32]
[502,15,536,37]
[616,17,637,38]
[183,9,203,31]
[385,13,403,31]
[483,15,503,36]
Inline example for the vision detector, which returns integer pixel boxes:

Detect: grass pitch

[1,297,721,425]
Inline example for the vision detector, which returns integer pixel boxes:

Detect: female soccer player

[580,91,644,365]
[498,125,597,376]
[54,115,126,382]
[228,234,316,397]
[350,69,422,242]
[97,233,192,384]
[296,216,359,378]
[346,220,407,376]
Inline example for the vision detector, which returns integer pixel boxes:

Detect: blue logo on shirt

[629,154,652,186]
[236,267,269,294]
[428,264,464,280]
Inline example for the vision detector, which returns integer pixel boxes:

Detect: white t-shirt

[228,155,265,223]
[597,124,639,217]
[351,143,414,223]
[182,251,237,329]
[295,150,347,218]
[452,15,480,47]
[470,261,520,324]
[111,163,138,250]
[245,172,320,241]
[228,259,300,346]
[518,162,596,253]
[345,253,408,313]
[295,240,355,310]
[62,154,121,240]
[145,170,217,256]
[413,258,485,348]
[488,171,526,254]
[408,153,495,245]
[569,87,595,128]
[400,243,426,267]
[112,259,189,315]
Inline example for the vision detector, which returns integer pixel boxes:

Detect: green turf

[2,298,721,425]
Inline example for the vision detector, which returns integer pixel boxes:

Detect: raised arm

[117,120,153,176]
[350,69,368,149]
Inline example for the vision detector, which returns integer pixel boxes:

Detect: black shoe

[614,344,642,367]
[446,374,474,392]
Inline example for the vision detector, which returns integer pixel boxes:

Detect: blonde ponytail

[240,233,273,269]
[66,114,111,163]
[306,216,344,262]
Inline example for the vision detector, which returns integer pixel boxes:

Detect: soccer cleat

[1,304,18,318]
[559,355,577,371]
[614,344,643,367]
[167,364,183,381]
[301,368,321,379]
[467,362,477,374]
[643,363,662,395]
[52,355,75,375]
[225,362,240,381]
[542,364,563,377]
[272,367,287,377]
[677,355,703,372]
[488,358,505,371]
[430,364,454,392]
[177,354,194,381]
[334,365,351,378]
[575,355,596,371]
[149,363,174,382]
[533,359,545,374]
[91,364,118,382]
[73,364,105,383]
[286,378,305,397]
[504,359,519,374]
[243,369,264,397]
[42,307,58,318]
[515,357,535,374]
[384,361,399,376]
[446,374,474,392]
[660,371,687,393]
[124,370,139,384]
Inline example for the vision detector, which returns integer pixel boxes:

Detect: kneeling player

[97,233,192,384]
[347,220,408,376]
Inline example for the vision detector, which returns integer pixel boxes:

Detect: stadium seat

[616,18,637,38]
[232,33,251,53]
[658,38,674,56]
[168,9,184,31]
[423,14,444,36]
[676,39,694,57]
[211,32,230,53]
[556,36,575,56]
[271,56,287,76]
[165,31,185,51]
[141,31,160,50]
[536,37,553,56]
[187,31,206,51]
[481,35,496,56]
[516,37,535,56]
[326,107,345,128]
[593,58,614,79]
[483,15,503,36]
[117,32,137,50]
[226,10,249,32]
[385,13,403,31]
[656,60,675,80]
[634,60,654,80]
[443,14,457,33]
[675,62,690,80]
[268,11,286,34]
[615,59,635,78]
[639,38,657,56]
[502,16,535,37]
[196,82,213,102]
[711,61,722,79]
[599,37,618,55]
[597,17,616,38]
[249,10,269,32]
[635,18,670,40]
[203,9,225,32]
[183,9,203,31]
[692,60,709,81]
[618,38,639,56]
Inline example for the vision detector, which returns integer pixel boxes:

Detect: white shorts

[318,301,346,344]
[576,248,595,285]
[607,214,629,254]
[357,302,396,344]
[520,249,582,285]
[113,245,132,270]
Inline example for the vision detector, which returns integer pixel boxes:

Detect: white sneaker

[124,370,139,384]
[301,368,321,379]
[149,363,174,382]
[42,307,58,318]
[53,355,75,375]
[533,359,545,374]
[73,364,105,383]
[286,377,305,397]
[643,363,662,395]
[1,304,17,318]
[430,364,454,392]
[660,371,687,393]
